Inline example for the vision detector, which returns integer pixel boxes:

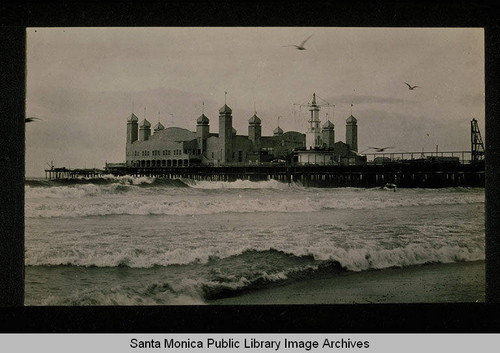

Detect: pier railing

[363,150,473,164]
[44,167,105,180]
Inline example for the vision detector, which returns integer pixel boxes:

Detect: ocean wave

[25,191,484,218]
[25,175,190,190]
[32,257,339,305]
[39,283,206,306]
[26,243,485,272]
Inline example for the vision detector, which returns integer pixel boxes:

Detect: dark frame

[1,1,499,333]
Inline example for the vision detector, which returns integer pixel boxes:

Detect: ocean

[24,176,485,305]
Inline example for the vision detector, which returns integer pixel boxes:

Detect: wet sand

[210,261,485,304]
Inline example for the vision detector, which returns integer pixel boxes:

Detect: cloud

[456,93,485,107]
[325,95,416,105]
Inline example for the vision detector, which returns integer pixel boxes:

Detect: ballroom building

[125,94,364,167]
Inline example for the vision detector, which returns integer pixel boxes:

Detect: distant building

[125,103,305,167]
[125,94,365,167]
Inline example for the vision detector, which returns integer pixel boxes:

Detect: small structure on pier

[45,164,105,180]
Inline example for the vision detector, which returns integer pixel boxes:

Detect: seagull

[404,82,419,90]
[25,117,41,123]
[283,34,313,50]
[368,146,394,152]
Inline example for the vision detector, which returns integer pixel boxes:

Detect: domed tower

[139,119,151,141]
[322,120,335,148]
[273,126,284,136]
[219,104,233,163]
[346,115,358,152]
[248,113,262,150]
[306,93,322,149]
[153,121,165,133]
[126,113,139,144]
[196,113,209,153]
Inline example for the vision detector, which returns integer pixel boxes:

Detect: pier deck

[104,162,484,188]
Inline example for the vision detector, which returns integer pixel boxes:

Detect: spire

[224,91,227,105]
[347,104,357,123]
[312,93,317,105]
[274,116,283,135]
[202,101,205,115]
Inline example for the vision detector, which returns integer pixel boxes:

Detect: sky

[25,27,484,177]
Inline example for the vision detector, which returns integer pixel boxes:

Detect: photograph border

[1,1,499,333]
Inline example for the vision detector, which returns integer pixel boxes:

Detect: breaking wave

[31,246,485,305]
[26,242,485,271]
[25,190,484,218]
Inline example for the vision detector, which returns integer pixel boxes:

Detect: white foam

[25,238,485,270]
[38,285,206,306]
[25,190,484,218]
[186,178,300,190]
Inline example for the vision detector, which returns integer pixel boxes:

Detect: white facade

[297,151,338,165]
[305,93,322,149]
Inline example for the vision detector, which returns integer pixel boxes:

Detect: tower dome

[127,113,139,122]
[140,119,151,127]
[322,120,335,129]
[153,121,165,131]
[249,114,261,124]
[346,115,357,123]
[219,104,232,114]
[197,114,210,124]
[273,126,284,135]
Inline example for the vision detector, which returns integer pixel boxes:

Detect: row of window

[130,159,190,167]
[129,149,202,157]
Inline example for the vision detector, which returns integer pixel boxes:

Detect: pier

[45,167,105,180]
[104,160,484,188]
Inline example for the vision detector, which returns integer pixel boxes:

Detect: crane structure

[471,118,485,162]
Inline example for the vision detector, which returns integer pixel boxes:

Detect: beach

[211,260,485,304]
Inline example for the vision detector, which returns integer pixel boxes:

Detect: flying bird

[367,146,394,152]
[283,35,313,50]
[404,82,419,90]
[25,117,41,123]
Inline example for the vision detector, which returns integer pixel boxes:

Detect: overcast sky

[26,27,484,177]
